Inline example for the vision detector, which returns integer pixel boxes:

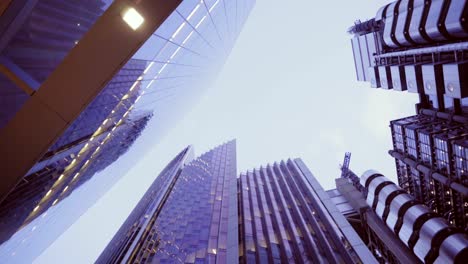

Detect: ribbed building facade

[348,0,468,234]
[99,142,376,264]
[238,159,375,263]
[0,0,255,262]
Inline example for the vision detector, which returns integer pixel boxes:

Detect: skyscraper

[96,145,195,263]
[0,112,152,243]
[336,157,468,264]
[0,0,255,261]
[97,141,238,264]
[349,0,468,110]
[238,159,374,263]
[98,141,375,264]
[348,1,468,232]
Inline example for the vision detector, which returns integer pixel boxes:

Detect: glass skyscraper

[0,0,255,262]
[238,159,373,263]
[98,141,375,264]
[348,0,468,234]
[97,145,195,263]
[98,141,238,264]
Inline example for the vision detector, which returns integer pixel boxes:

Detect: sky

[35,0,418,263]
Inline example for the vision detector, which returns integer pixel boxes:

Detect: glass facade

[0,0,255,262]
[97,140,238,264]
[0,113,150,239]
[99,142,374,264]
[147,141,237,264]
[0,0,114,127]
[96,146,193,263]
[238,159,368,263]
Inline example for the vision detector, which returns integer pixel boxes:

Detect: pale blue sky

[35,0,418,263]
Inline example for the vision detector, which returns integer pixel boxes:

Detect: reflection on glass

[0,0,255,263]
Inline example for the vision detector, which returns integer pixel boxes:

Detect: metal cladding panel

[378,66,393,89]
[366,176,391,209]
[425,0,448,41]
[386,193,412,230]
[422,63,443,96]
[408,0,430,44]
[394,0,413,46]
[390,65,407,91]
[360,169,381,187]
[378,183,401,201]
[375,3,390,22]
[443,62,468,99]
[405,64,423,93]
[374,196,386,218]
[434,233,468,264]
[351,37,365,81]
[383,2,400,48]
[358,35,371,81]
[365,33,379,62]
[399,205,429,246]
[445,0,468,38]
[376,184,400,218]
[413,217,447,261]
[368,66,381,88]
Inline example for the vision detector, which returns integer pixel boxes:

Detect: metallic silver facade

[361,170,468,263]
[348,2,468,259]
[350,0,468,110]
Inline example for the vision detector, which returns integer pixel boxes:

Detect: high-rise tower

[349,0,468,111]
[99,142,375,264]
[0,0,255,261]
[96,145,195,263]
[97,141,238,264]
[348,1,468,232]
[238,159,375,263]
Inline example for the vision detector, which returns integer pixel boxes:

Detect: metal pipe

[388,150,468,196]
[376,41,468,59]
[419,108,468,124]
